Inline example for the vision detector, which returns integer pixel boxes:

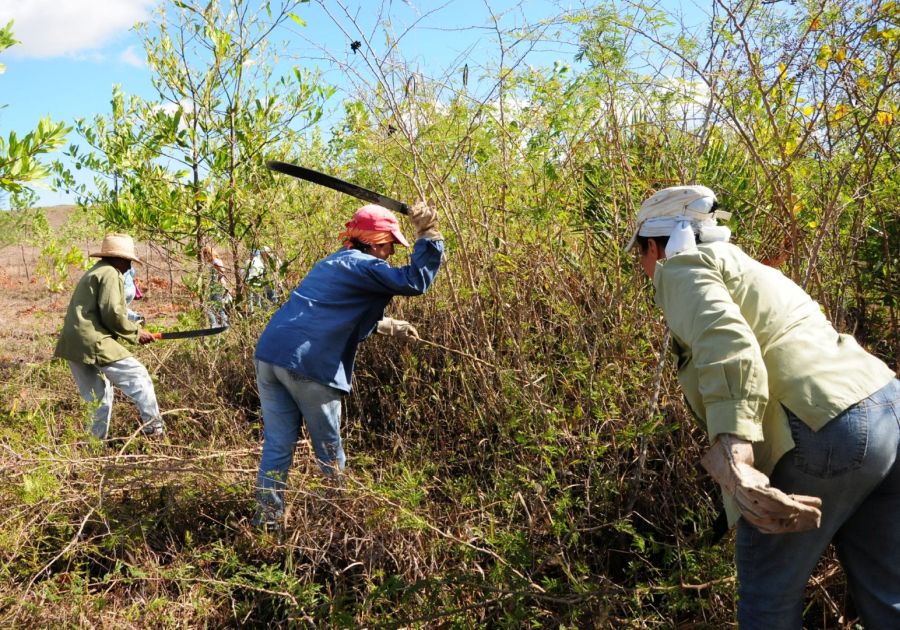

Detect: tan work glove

[408,200,443,241]
[701,434,822,534]
[376,317,419,339]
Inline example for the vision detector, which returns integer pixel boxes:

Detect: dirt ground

[0,206,193,368]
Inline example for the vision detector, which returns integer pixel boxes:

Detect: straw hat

[90,233,142,263]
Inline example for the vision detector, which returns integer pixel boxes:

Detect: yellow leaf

[802,105,814,116]
[834,48,846,62]
[778,62,787,76]
[876,111,894,126]
[793,201,804,215]
[857,77,870,90]
[832,103,849,121]
[807,220,818,229]
[816,44,832,69]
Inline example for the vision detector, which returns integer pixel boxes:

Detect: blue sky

[0,0,710,208]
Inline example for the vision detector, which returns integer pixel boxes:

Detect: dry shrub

[0,212,861,627]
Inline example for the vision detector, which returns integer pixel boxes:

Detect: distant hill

[0,204,78,231]
[42,204,78,230]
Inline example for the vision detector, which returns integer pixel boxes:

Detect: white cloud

[151,100,195,129]
[119,45,144,68]
[0,0,155,59]
[153,101,185,116]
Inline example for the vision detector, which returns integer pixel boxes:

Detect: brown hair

[201,245,217,262]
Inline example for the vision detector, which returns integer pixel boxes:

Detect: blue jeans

[736,378,900,629]
[254,360,345,517]
[206,296,230,328]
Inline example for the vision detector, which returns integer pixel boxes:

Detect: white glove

[376,317,419,339]
[701,434,822,534]
[408,201,442,241]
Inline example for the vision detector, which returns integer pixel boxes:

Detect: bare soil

[0,206,192,368]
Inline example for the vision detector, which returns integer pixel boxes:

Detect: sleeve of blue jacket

[357,238,444,296]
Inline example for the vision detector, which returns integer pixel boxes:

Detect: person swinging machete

[54,233,166,440]
[627,185,900,628]
[251,200,444,530]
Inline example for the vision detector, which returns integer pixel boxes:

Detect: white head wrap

[625,185,732,256]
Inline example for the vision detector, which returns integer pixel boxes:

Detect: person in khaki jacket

[628,185,899,628]
[54,233,164,439]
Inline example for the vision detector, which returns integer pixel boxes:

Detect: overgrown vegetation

[1,0,898,627]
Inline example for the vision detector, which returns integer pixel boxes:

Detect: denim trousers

[205,296,230,328]
[254,360,345,516]
[736,378,900,629]
[67,357,163,439]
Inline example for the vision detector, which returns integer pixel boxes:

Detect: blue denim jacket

[255,238,443,392]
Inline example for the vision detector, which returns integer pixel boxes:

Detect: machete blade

[152,326,228,340]
[265,160,409,215]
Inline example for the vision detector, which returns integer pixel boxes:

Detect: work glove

[376,317,419,339]
[408,200,443,241]
[701,433,822,534]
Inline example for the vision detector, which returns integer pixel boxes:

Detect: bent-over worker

[628,185,899,628]
[54,233,164,439]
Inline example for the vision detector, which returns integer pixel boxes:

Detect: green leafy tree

[69,0,332,302]
[0,21,70,198]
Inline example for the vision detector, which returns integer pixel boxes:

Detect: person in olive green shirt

[628,186,899,629]
[54,233,164,439]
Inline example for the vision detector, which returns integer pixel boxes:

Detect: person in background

[245,245,284,311]
[123,267,144,324]
[200,245,231,328]
[252,201,444,529]
[54,233,164,439]
[627,185,899,628]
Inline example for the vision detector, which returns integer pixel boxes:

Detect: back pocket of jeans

[786,405,868,478]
